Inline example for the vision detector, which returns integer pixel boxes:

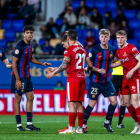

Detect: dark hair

[67,30,77,41]
[23,25,35,32]
[61,34,67,42]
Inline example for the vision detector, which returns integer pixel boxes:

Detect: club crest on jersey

[123,52,127,56]
[0,53,2,56]
[92,95,95,98]
[110,54,113,58]
[32,48,34,52]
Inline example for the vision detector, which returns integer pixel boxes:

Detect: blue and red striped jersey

[89,44,116,83]
[12,40,34,78]
[0,47,6,62]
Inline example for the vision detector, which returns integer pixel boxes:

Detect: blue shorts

[87,81,116,100]
[11,76,34,95]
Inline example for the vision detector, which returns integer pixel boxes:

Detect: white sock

[27,122,33,125]
[17,124,22,127]
[82,124,87,128]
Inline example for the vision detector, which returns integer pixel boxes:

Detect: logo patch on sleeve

[89,53,92,58]
[15,49,19,54]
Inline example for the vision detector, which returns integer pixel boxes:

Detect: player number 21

[75,53,86,69]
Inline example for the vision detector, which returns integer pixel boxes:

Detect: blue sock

[106,104,116,124]
[15,115,21,124]
[83,105,93,125]
[27,112,33,123]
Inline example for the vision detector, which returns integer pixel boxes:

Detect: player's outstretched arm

[12,56,21,90]
[126,53,140,79]
[110,61,121,68]
[46,67,58,73]
[30,56,51,66]
[47,60,69,79]
[3,59,12,68]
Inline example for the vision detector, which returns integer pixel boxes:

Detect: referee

[111,61,125,129]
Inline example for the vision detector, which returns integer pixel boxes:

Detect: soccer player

[114,30,140,134]
[47,30,93,134]
[111,62,126,129]
[0,47,12,68]
[82,29,120,133]
[11,25,51,131]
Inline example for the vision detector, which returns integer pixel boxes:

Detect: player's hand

[46,67,58,73]
[126,70,133,79]
[16,80,22,90]
[47,72,55,79]
[97,68,106,74]
[84,67,90,75]
[42,62,52,66]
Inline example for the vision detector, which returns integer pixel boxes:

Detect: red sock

[77,112,84,127]
[127,105,138,122]
[135,107,140,124]
[69,112,77,127]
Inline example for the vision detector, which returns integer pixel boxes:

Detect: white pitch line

[0,119,132,124]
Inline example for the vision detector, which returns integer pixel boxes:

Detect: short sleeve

[129,45,139,57]
[88,49,95,62]
[13,44,22,58]
[64,50,71,58]
[63,49,71,62]
[0,48,6,61]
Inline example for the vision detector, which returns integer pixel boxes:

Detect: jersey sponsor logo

[15,49,19,54]
[89,53,92,58]
[132,47,137,52]
[98,56,102,58]
[120,57,129,62]
[123,52,127,56]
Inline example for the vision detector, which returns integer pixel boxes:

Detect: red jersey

[115,43,140,79]
[64,44,88,82]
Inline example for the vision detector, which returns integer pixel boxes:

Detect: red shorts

[122,78,140,95]
[66,80,86,102]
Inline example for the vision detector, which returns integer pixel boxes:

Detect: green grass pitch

[0,115,139,140]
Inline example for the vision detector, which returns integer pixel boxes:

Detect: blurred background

[0,0,140,115]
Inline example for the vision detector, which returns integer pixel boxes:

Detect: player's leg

[59,82,77,134]
[111,76,125,128]
[25,91,40,131]
[14,93,24,131]
[117,94,125,128]
[131,93,140,134]
[75,81,86,133]
[103,81,117,132]
[11,76,25,131]
[76,102,84,133]
[25,77,40,131]
[82,82,99,133]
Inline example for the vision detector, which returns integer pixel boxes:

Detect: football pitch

[0,115,139,140]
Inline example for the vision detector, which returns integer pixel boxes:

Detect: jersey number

[75,53,86,69]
